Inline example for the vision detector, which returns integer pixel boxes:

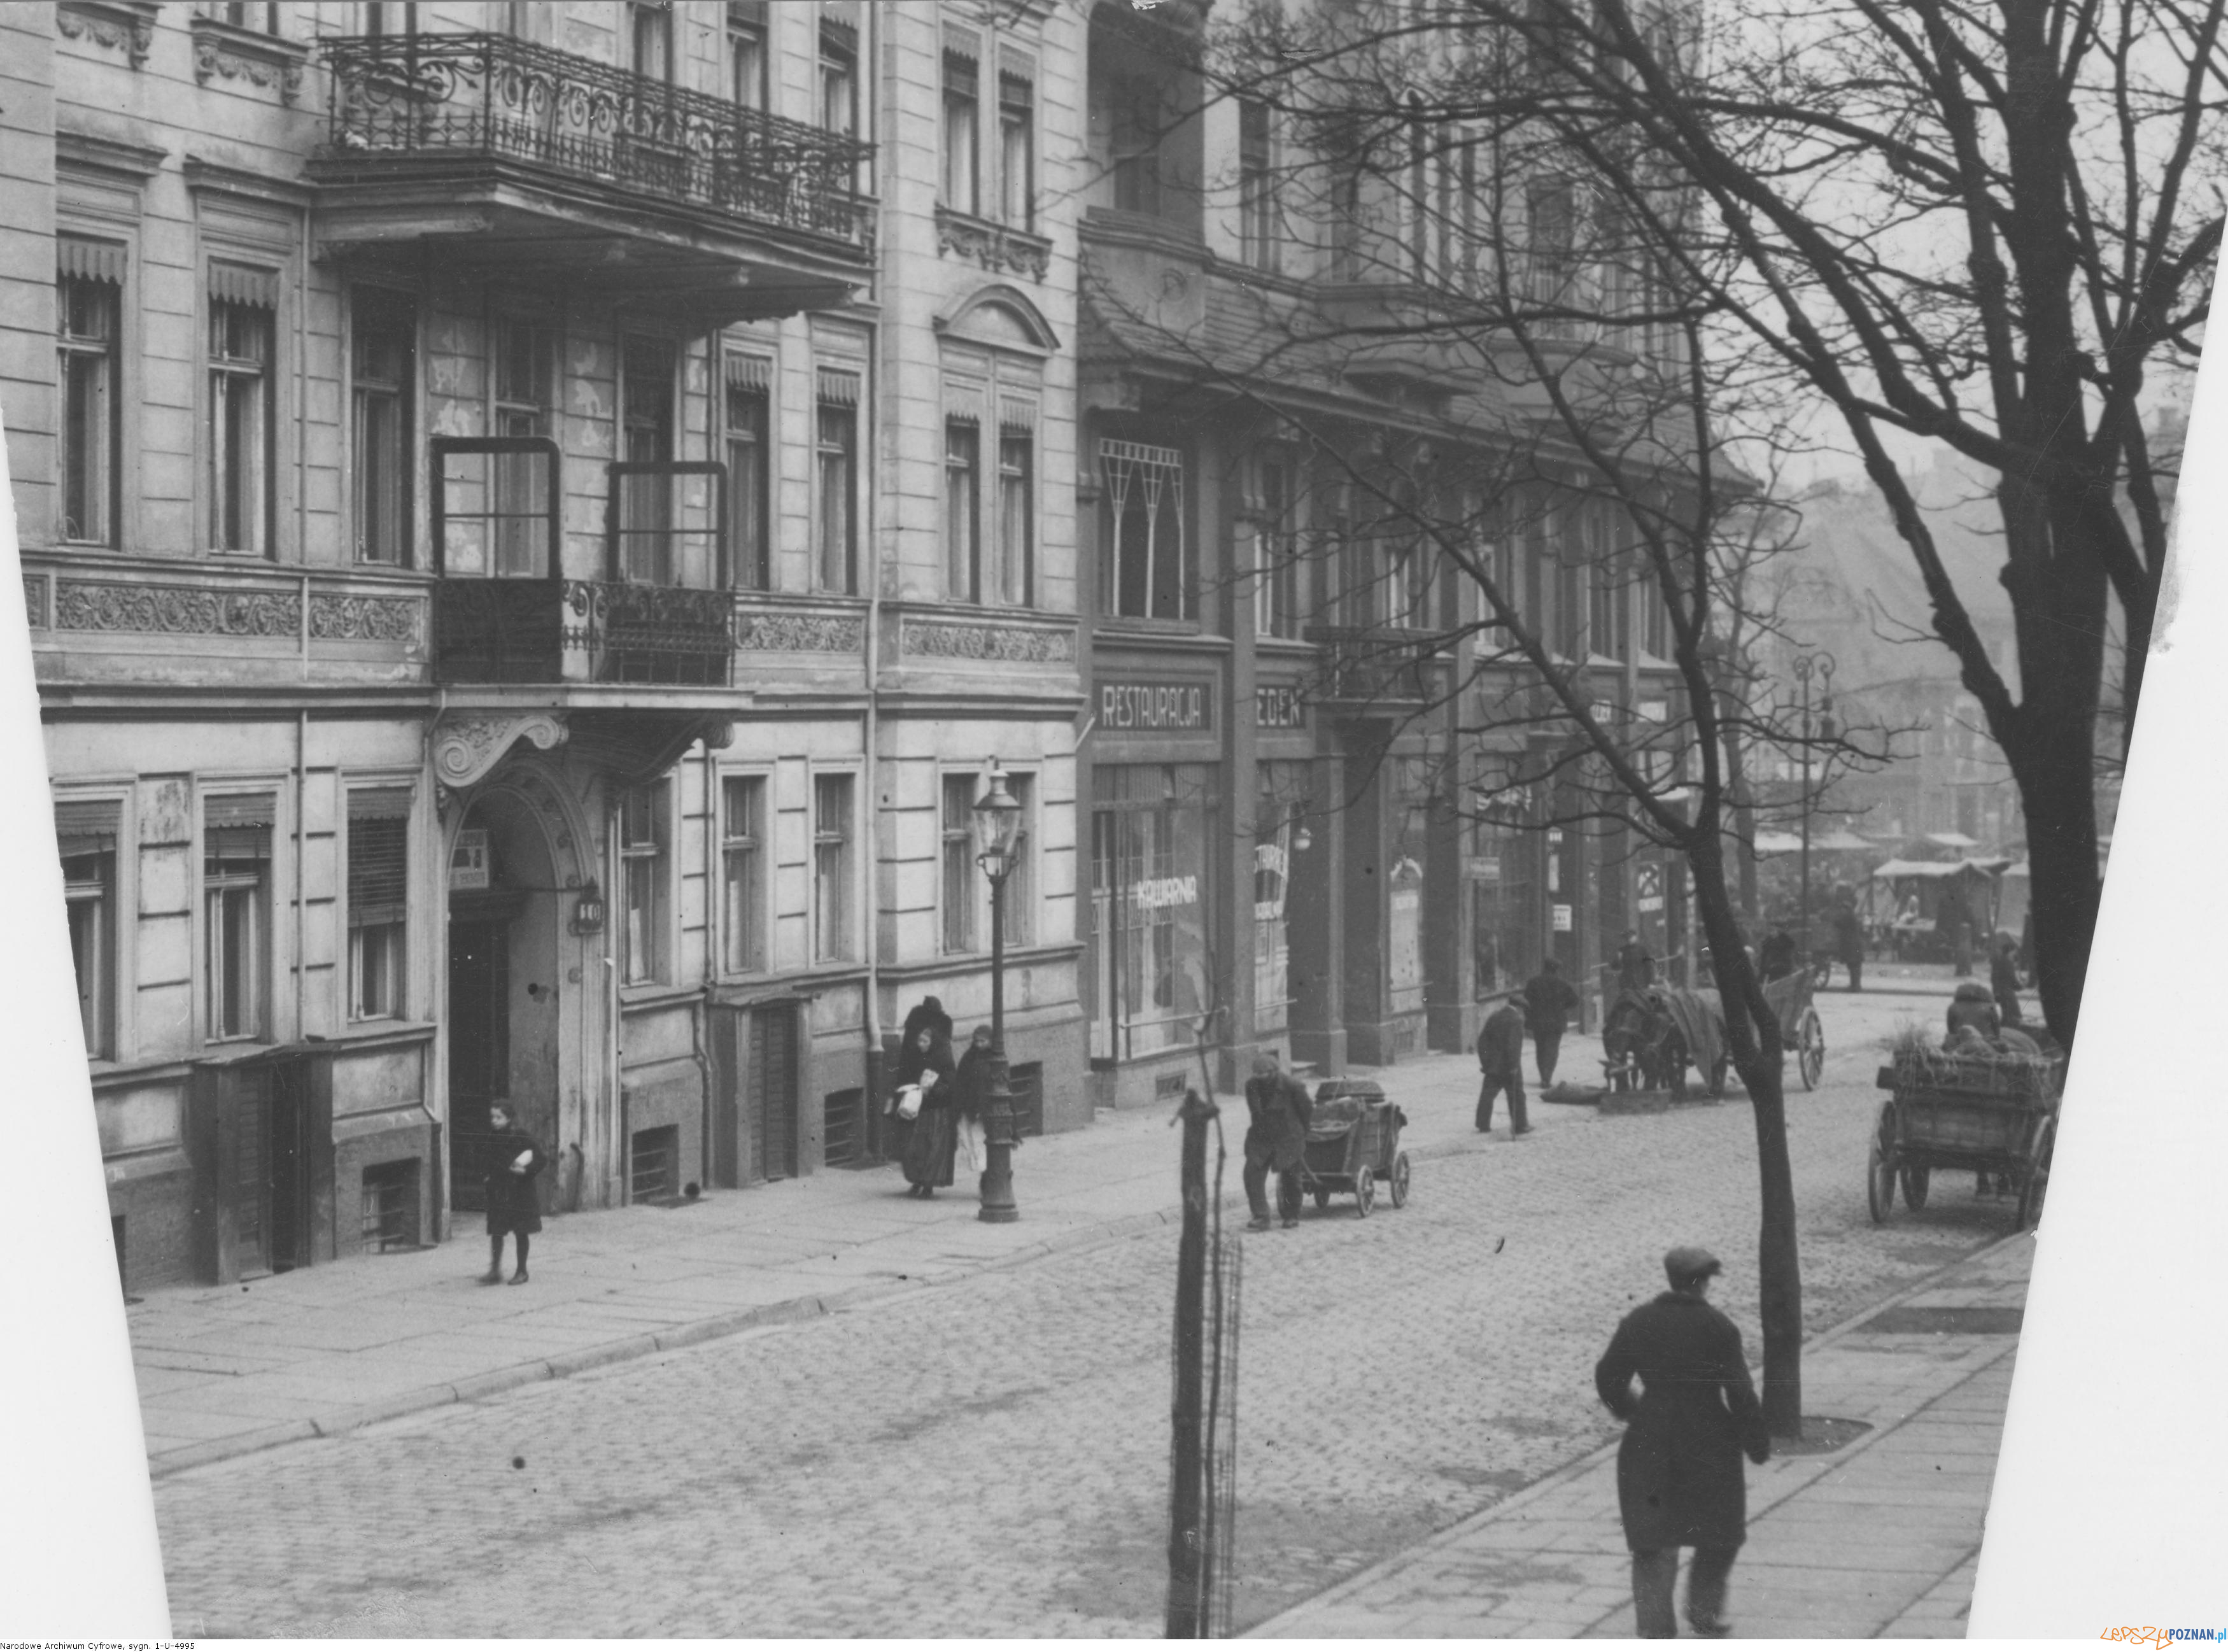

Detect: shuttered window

[348,789,411,1020]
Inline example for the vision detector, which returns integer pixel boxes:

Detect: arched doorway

[446,780,582,1213]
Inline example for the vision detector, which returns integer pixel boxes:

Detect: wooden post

[1166,1088,1213,1637]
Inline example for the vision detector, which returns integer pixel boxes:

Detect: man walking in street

[1521,957,1581,1085]
[1991,932,2026,1026]
[1595,1246,1772,1639]
[1475,992,1530,1137]
[1833,894,1867,992]
[1243,1050,1311,1231]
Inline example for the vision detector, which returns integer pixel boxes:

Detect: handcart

[1300,1078,1411,1217]
[1763,971,1826,1091]
[1869,1043,2062,1229]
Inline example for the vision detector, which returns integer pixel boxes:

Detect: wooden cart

[1869,1047,2061,1229]
[1300,1078,1411,1217]
[1763,971,1826,1091]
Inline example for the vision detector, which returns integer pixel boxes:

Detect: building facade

[3,0,1086,1293]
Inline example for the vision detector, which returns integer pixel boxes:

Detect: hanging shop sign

[1552,903,1574,932]
[1637,863,1665,914]
[1255,684,1308,730]
[1099,679,1213,734]
[450,828,490,891]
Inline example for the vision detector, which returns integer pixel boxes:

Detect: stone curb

[146,1196,1186,1478]
[1243,1227,2033,1637]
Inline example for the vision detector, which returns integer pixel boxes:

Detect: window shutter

[349,815,409,924]
[815,366,861,406]
[54,797,121,856]
[348,786,414,822]
[999,395,1038,433]
[205,793,276,860]
[945,382,985,425]
[724,352,773,392]
[208,261,279,308]
[57,237,127,285]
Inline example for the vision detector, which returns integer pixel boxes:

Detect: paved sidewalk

[130,1041,1604,1476]
[1251,1232,2033,1639]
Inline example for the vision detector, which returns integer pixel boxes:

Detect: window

[1001,772,1034,947]
[1109,76,1163,216]
[815,374,859,593]
[618,784,668,987]
[724,358,771,591]
[945,419,981,601]
[728,1,766,108]
[58,799,120,1060]
[363,1,417,35]
[630,1,672,80]
[1255,453,1299,640]
[999,69,1035,228]
[943,48,980,214]
[720,775,766,974]
[1590,550,1625,661]
[1239,99,1275,271]
[206,1,279,29]
[820,18,857,139]
[1528,179,1579,332]
[1100,439,1190,620]
[812,773,854,963]
[204,796,274,1042]
[351,288,415,567]
[942,773,977,954]
[621,336,675,584]
[57,251,122,546]
[208,272,276,555]
[493,318,553,577]
[348,790,411,1021]
[1641,574,1672,659]
[997,427,1034,607]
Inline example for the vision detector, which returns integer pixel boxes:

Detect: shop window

[728,0,766,108]
[58,798,120,1060]
[999,66,1035,229]
[724,356,772,590]
[351,287,416,567]
[348,789,411,1021]
[943,773,978,954]
[1100,439,1190,621]
[943,46,981,214]
[619,783,670,987]
[815,372,860,594]
[1088,765,1215,1061]
[721,774,766,974]
[1253,777,1303,1036]
[812,772,854,963]
[208,266,278,556]
[945,418,981,601]
[57,246,122,546]
[204,794,275,1042]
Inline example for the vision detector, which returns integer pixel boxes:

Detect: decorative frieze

[190,17,308,106]
[735,611,865,653]
[309,593,422,645]
[57,3,157,70]
[934,208,1054,283]
[901,617,1078,664]
[54,579,300,637]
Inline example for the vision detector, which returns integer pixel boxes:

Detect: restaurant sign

[1255,684,1308,729]
[1100,678,1213,733]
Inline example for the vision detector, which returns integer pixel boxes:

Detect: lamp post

[1793,650,1837,968]
[972,766,1024,1224]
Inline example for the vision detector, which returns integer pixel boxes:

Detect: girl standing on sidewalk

[481,1102,548,1285]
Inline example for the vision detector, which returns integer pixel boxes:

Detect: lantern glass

[972,771,1023,879]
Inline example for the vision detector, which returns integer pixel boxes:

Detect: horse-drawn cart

[1868,1043,2061,1229]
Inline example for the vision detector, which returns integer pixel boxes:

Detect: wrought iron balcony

[316,31,872,252]
[433,579,733,688]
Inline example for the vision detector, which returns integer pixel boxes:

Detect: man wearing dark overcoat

[1520,958,1580,1085]
[1594,1246,1771,1639]
[1474,993,1530,1137]
[1242,1050,1311,1231]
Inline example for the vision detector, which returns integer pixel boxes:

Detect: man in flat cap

[1474,992,1530,1136]
[1594,1246,1772,1638]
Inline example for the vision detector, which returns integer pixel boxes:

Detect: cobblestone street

[155,984,2022,1638]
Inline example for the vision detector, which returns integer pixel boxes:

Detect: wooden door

[747,1005,798,1182]
[447,915,509,1211]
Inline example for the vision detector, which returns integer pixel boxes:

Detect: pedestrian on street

[1475,993,1530,1137]
[1242,1050,1311,1231]
[1595,1246,1771,1639]
[1616,931,1656,994]
[896,1022,959,1197]
[1521,957,1580,1085]
[1833,899,1867,992]
[481,1101,547,1286]
[1757,922,1796,984]
[952,1023,994,1182]
[1990,932,2025,1026]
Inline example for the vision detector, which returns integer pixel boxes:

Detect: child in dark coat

[481,1101,548,1285]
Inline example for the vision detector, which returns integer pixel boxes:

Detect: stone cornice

[55,127,169,180]
[56,2,160,71]
[934,207,1054,285]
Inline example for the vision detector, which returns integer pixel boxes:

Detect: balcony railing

[319,32,873,250]
[434,578,733,687]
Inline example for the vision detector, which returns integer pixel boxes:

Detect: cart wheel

[1313,1189,1330,1211]
[1866,1101,1898,1224]
[1798,1010,1826,1091]
[1388,1152,1411,1209]
[1900,1163,1931,1210]
[1354,1164,1376,1217]
[2016,1118,2055,1230]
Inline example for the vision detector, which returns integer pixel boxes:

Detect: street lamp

[1793,650,1837,970]
[972,765,1025,1224]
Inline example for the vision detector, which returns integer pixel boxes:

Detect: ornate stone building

[1,0,1085,1291]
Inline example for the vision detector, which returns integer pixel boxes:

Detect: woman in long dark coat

[950,1024,995,1181]
[896,1025,958,1197]
[1595,1246,1770,1639]
[481,1101,548,1286]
